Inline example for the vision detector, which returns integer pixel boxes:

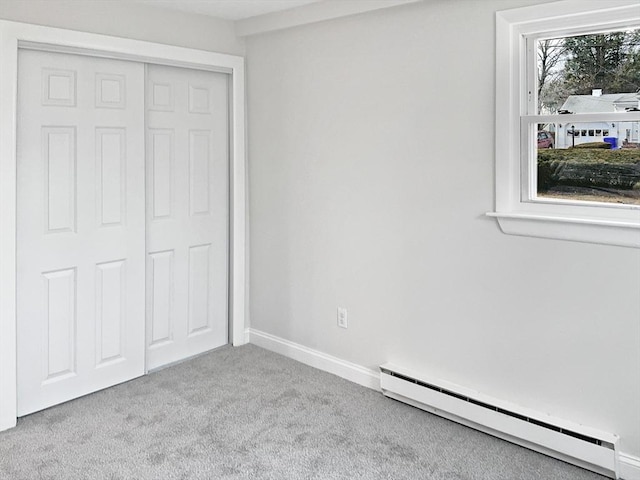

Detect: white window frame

[489,0,640,248]
[0,20,247,432]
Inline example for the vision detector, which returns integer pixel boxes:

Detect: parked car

[537,131,554,149]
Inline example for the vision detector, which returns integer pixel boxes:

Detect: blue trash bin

[603,137,618,149]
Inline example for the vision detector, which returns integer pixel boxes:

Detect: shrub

[537,149,640,164]
[537,148,640,191]
[572,142,611,149]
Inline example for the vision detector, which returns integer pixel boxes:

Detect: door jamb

[0,19,247,431]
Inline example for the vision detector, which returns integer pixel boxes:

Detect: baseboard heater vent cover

[380,364,620,479]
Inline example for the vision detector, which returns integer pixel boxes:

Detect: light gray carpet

[0,344,606,480]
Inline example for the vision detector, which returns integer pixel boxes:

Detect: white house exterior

[555,92,640,149]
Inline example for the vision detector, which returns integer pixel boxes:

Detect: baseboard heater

[380,364,620,479]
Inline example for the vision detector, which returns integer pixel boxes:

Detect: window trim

[490,0,640,248]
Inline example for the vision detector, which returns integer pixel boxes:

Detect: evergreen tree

[562,31,640,94]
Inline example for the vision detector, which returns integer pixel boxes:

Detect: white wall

[0,0,244,55]
[245,0,640,459]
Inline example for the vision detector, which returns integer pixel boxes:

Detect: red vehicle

[537,131,554,149]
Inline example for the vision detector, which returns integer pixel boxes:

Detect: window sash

[524,23,640,118]
[520,113,640,215]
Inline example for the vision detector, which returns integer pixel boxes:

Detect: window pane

[537,28,640,115]
[536,123,640,205]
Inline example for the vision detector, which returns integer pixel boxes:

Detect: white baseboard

[245,328,640,480]
[620,453,640,480]
[247,328,380,391]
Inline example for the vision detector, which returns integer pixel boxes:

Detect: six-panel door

[16,50,146,415]
[146,65,229,370]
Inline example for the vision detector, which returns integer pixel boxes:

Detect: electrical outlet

[337,307,348,329]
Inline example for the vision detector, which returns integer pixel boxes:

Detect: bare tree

[537,38,566,112]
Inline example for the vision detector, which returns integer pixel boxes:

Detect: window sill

[486,212,640,248]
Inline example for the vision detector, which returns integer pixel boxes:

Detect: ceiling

[132,0,323,21]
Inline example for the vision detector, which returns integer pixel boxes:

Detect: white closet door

[16,50,146,416]
[146,65,229,370]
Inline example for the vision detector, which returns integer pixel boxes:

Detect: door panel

[17,50,146,416]
[146,65,229,370]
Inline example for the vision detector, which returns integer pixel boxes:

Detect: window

[490,0,640,248]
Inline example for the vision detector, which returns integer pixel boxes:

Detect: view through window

[534,28,640,206]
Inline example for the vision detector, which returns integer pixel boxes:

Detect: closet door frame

[0,19,247,432]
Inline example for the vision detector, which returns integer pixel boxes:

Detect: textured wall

[245,0,640,457]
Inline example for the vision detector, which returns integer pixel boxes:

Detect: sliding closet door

[146,65,229,370]
[16,50,146,415]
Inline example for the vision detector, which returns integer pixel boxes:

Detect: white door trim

[0,19,247,431]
